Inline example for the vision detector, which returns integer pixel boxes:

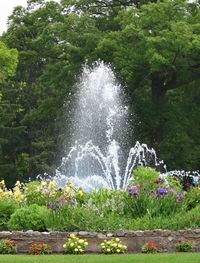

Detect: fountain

[55,61,167,191]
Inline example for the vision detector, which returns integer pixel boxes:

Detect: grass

[0,254,200,263]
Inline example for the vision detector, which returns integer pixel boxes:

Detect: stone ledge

[0,229,199,253]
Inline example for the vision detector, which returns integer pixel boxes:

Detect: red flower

[11,240,16,246]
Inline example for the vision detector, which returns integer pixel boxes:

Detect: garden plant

[100,238,127,254]
[28,242,52,255]
[0,167,199,233]
[63,234,88,254]
[141,241,159,254]
[175,240,193,252]
[0,239,17,254]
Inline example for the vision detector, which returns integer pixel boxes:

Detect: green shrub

[24,181,47,206]
[132,166,159,190]
[0,239,17,254]
[86,189,127,216]
[8,204,50,231]
[124,190,184,218]
[0,199,18,230]
[175,240,192,252]
[45,206,106,231]
[184,187,200,210]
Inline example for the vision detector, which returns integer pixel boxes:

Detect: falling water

[55,62,166,191]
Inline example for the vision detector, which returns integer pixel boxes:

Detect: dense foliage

[0,167,199,231]
[0,0,199,186]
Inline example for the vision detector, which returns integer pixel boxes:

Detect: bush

[28,242,52,255]
[100,238,127,254]
[0,199,18,230]
[176,240,192,252]
[63,234,88,254]
[85,189,127,217]
[24,181,47,206]
[45,206,106,231]
[0,239,17,254]
[8,204,50,231]
[185,187,200,210]
[141,241,159,254]
[124,189,184,218]
[132,167,159,190]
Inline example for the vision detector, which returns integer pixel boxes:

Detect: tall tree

[0,42,19,185]
[95,0,200,169]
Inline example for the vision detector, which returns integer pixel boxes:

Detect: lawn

[0,254,200,263]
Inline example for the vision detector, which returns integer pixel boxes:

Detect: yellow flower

[48,180,56,190]
[40,181,47,188]
[63,244,67,248]
[65,186,71,193]
[84,242,88,246]
[15,181,21,187]
[115,238,120,242]
[74,248,78,252]
[68,191,73,198]
[69,234,76,238]
[117,249,121,253]
[0,180,6,190]
[77,189,83,197]
[13,189,24,203]
[107,248,111,252]
[3,190,12,198]
[67,182,73,189]
[70,243,74,247]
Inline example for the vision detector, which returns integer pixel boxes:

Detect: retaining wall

[0,229,200,253]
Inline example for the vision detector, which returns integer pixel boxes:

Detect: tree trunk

[150,73,167,146]
[151,73,167,104]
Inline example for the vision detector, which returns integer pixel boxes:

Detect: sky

[0,0,59,35]
[0,0,28,35]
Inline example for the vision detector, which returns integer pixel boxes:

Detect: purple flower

[128,184,140,197]
[176,193,184,202]
[48,202,56,210]
[157,187,167,196]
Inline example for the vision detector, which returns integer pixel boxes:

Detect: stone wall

[0,229,200,253]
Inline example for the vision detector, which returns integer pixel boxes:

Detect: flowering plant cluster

[28,242,52,255]
[0,179,84,208]
[0,180,24,203]
[128,169,184,203]
[100,238,127,254]
[0,239,17,254]
[176,240,192,252]
[63,234,88,254]
[141,241,159,254]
